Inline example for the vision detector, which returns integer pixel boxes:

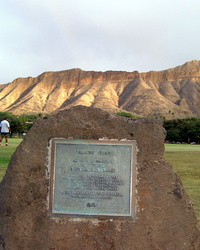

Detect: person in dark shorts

[0,117,11,146]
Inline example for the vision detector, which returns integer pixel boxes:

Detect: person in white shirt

[0,117,11,146]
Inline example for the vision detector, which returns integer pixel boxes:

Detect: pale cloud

[0,0,200,83]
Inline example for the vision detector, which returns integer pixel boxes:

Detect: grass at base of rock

[0,138,23,180]
[164,144,200,228]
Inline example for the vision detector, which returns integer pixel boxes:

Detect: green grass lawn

[0,140,199,228]
[0,138,23,180]
[164,144,200,228]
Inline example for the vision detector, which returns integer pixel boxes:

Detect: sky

[0,0,200,84]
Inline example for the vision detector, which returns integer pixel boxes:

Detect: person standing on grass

[0,117,11,146]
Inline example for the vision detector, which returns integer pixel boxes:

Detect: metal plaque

[49,139,137,219]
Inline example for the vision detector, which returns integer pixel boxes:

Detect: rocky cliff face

[0,60,200,118]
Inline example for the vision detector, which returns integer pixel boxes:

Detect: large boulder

[0,106,199,249]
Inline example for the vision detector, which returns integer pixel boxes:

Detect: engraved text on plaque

[49,139,137,218]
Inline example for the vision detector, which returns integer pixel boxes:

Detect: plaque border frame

[49,139,137,220]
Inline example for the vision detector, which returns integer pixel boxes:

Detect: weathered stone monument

[0,106,200,249]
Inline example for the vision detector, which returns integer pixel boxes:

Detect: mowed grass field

[164,144,200,228]
[0,138,23,180]
[0,139,199,227]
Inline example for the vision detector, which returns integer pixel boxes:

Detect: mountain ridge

[0,60,200,118]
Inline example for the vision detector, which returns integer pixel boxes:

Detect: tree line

[163,117,200,143]
[0,112,42,136]
[1,111,200,143]
[117,112,200,143]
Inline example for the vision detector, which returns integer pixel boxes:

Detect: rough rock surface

[0,106,199,250]
[0,60,200,118]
